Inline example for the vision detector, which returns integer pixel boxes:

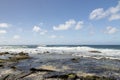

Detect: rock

[18,52,28,56]
[68,73,78,79]
[8,52,30,62]
[9,55,30,61]
[0,74,10,80]
[0,64,4,67]
[0,52,9,55]
[89,50,101,53]
[45,72,116,80]
[45,73,78,80]
[30,68,56,72]
[39,65,59,71]
[17,72,34,79]
[10,66,17,70]
[43,51,50,54]
[71,58,80,63]
[0,59,8,63]
[80,75,116,80]
[0,74,16,80]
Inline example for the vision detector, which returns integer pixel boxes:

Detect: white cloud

[53,19,76,30]
[0,23,9,28]
[89,1,120,21]
[0,30,7,34]
[109,14,120,21]
[53,19,84,30]
[105,26,119,34]
[33,26,41,32]
[75,21,84,30]
[13,35,20,39]
[32,25,47,35]
[89,8,108,20]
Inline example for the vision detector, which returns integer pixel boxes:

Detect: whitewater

[0,45,120,60]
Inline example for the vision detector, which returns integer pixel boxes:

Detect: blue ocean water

[0,45,120,50]
[46,45,120,50]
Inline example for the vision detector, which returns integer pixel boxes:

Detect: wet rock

[0,59,8,63]
[17,72,34,79]
[8,52,30,62]
[71,58,80,63]
[45,73,78,80]
[0,64,4,67]
[0,52,9,55]
[1,74,16,80]
[30,68,56,72]
[79,75,116,80]
[0,74,10,80]
[10,66,17,70]
[18,52,29,56]
[89,50,101,53]
[44,51,50,54]
[9,55,30,61]
[39,65,59,71]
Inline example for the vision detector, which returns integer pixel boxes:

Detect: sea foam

[0,46,120,60]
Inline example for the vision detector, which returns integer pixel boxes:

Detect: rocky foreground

[0,51,120,80]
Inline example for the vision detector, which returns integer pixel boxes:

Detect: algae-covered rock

[8,52,30,62]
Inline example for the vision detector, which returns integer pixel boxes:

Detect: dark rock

[0,64,4,67]
[89,50,101,53]
[45,73,78,80]
[18,52,28,56]
[10,66,17,70]
[44,51,50,54]
[79,75,116,80]
[0,52,9,55]
[71,58,80,63]
[30,68,56,72]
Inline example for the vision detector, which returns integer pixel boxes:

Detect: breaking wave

[0,45,120,60]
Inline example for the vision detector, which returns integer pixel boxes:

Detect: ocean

[1,45,120,49]
[0,45,120,60]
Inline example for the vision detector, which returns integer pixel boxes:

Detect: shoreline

[0,51,120,80]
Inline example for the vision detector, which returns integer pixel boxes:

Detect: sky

[0,0,120,45]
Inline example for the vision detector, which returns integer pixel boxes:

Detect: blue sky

[0,0,120,45]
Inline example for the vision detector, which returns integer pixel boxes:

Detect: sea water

[0,45,120,60]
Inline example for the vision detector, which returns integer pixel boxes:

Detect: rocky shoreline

[0,51,120,80]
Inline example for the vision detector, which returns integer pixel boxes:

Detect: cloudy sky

[0,0,120,45]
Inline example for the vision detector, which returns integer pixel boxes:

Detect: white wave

[0,46,120,60]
